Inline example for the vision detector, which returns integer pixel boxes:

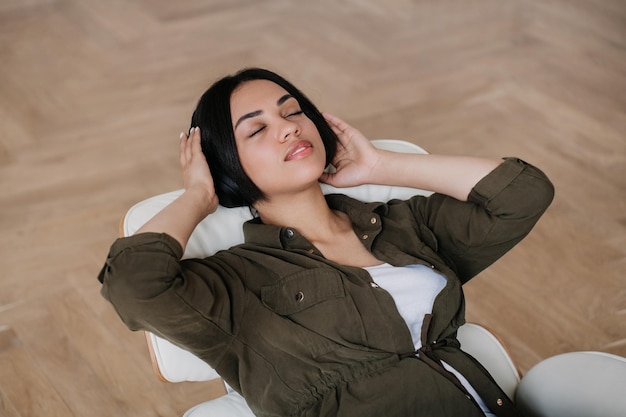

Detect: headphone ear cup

[215,175,243,208]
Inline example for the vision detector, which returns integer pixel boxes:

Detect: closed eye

[249,126,266,137]
[248,110,302,137]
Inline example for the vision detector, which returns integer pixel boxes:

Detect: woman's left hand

[319,113,382,188]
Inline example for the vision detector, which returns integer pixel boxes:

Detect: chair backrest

[121,139,431,383]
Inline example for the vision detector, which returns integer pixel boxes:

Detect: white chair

[515,351,626,417]
[121,140,626,417]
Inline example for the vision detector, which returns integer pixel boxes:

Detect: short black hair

[190,68,338,208]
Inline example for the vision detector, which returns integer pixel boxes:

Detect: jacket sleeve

[97,232,243,359]
[410,157,554,283]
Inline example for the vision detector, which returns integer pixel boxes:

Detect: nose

[278,120,300,143]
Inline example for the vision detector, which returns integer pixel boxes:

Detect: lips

[284,140,313,161]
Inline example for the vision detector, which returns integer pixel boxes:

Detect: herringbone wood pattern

[1,1,624,416]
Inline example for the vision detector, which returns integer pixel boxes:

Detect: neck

[254,185,350,243]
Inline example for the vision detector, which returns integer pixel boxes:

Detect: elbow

[542,177,555,212]
[96,234,187,331]
[525,166,555,220]
[99,259,180,332]
[498,159,555,221]
[100,270,161,332]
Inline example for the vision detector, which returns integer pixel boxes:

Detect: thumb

[319,162,339,185]
[319,171,333,185]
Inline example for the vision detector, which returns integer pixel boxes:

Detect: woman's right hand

[180,127,219,216]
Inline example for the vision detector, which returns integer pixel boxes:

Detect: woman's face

[230,79,327,200]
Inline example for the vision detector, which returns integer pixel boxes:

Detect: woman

[98,68,554,417]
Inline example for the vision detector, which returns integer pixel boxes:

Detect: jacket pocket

[261,268,345,315]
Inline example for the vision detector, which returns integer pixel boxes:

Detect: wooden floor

[1,0,625,415]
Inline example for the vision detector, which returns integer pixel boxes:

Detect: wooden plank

[0,326,74,417]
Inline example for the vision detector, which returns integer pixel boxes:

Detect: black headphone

[214,174,244,208]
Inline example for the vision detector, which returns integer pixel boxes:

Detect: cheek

[307,120,325,146]
[236,143,274,182]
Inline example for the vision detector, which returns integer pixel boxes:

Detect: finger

[323,113,359,146]
[319,171,333,185]
[185,127,197,162]
[322,112,340,126]
[323,112,350,133]
[322,113,345,136]
[179,131,188,166]
[190,127,203,155]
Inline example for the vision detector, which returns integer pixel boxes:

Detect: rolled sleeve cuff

[468,158,527,207]
[97,232,183,284]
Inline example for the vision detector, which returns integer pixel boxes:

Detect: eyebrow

[234,94,295,129]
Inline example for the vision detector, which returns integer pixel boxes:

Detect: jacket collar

[242,194,388,251]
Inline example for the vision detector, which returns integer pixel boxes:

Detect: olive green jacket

[98,158,554,417]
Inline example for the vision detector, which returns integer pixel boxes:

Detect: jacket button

[361,234,369,240]
[370,217,377,224]
[295,291,305,302]
[496,398,503,406]
[283,228,295,239]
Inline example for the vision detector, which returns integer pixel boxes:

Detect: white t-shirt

[364,263,494,416]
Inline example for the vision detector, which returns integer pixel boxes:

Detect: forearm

[136,187,214,252]
[370,152,502,201]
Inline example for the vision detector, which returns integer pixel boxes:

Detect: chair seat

[515,351,626,417]
[183,392,253,417]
